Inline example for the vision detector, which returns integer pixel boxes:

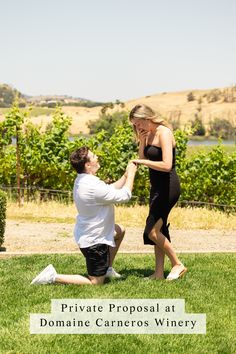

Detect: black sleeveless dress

[143,145,181,244]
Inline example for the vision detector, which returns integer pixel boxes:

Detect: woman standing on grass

[129,104,187,280]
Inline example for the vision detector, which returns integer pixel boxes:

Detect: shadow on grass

[109,268,171,280]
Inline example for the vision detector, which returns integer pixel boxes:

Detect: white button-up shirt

[73,173,132,248]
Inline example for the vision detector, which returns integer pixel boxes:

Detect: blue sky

[1,0,235,101]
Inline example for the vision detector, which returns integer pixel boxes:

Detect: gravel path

[0,220,236,257]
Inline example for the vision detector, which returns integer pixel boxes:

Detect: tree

[191,117,206,136]
[0,84,24,107]
[187,92,195,102]
[87,110,129,136]
[206,89,221,103]
[209,118,234,139]
[1,100,28,205]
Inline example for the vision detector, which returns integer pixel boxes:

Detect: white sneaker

[105,267,122,278]
[31,264,57,285]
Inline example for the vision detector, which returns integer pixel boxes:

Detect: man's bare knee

[89,275,105,285]
[114,224,125,240]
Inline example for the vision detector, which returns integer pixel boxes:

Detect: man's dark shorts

[80,243,109,277]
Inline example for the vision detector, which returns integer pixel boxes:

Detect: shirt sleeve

[94,179,132,205]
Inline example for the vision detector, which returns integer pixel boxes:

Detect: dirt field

[1,220,236,257]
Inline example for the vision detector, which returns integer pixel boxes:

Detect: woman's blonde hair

[129,104,172,138]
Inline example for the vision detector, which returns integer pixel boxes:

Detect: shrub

[209,118,234,139]
[206,89,221,103]
[187,92,195,102]
[191,117,206,136]
[222,87,236,103]
[174,129,188,169]
[179,145,236,205]
[87,110,129,136]
[0,190,7,247]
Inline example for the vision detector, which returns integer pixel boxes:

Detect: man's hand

[126,161,138,174]
[124,161,137,192]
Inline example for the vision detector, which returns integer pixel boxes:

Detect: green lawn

[186,144,235,157]
[0,107,55,117]
[0,254,235,354]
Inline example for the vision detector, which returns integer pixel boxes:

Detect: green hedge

[0,190,7,247]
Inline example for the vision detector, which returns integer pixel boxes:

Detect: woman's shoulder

[157,124,172,133]
[156,125,173,139]
[158,126,176,147]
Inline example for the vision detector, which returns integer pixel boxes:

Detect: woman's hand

[126,161,138,173]
[137,129,148,143]
[131,159,143,165]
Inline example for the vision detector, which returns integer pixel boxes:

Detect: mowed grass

[6,201,236,230]
[0,253,235,354]
[0,107,55,117]
[186,144,235,157]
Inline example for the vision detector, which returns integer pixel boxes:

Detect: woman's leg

[148,219,186,277]
[151,246,165,279]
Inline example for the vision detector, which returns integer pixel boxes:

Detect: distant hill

[0,83,235,135]
[123,87,236,130]
[61,87,236,134]
[0,83,104,108]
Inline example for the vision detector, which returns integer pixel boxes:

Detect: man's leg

[105,224,125,278]
[55,274,105,285]
[109,224,125,266]
[31,244,109,286]
[31,265,106,285]
[57,244,108,285]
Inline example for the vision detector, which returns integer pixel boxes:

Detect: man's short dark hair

[70,146,90,173]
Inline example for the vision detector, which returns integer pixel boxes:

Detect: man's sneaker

[105,267,122,278]
[31,264,57,285]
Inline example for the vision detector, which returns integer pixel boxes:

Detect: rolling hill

[63,87,236,134]
[0,85,236,135]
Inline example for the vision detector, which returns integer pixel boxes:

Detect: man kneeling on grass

[31,146,137,286]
